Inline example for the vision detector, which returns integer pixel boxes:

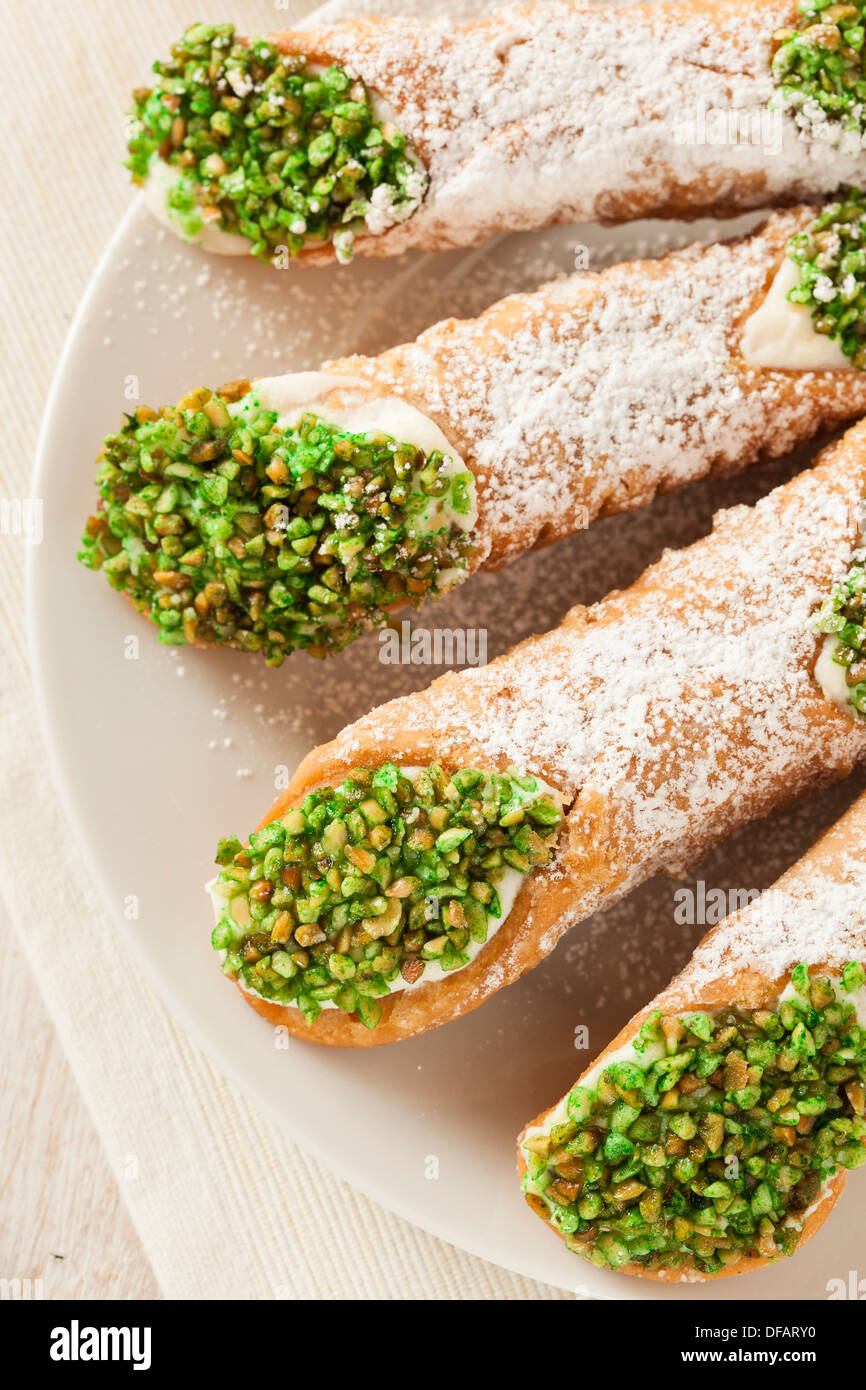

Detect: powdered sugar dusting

[337,209,866,561]
[687,868,866,988]
[299,0,866,255]
[323,428,866,938]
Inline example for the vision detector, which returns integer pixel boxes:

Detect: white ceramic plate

[29,193,866,1299]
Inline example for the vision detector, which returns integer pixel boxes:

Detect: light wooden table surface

[0,904,160,1299]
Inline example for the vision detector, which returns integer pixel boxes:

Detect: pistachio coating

[786,189,866,365]
[810,539,866,711]
[127,23,426,262]
[210,763,563,1028]
[522,964,866,1274]
[77,382,476,664]
[773,2,866,138]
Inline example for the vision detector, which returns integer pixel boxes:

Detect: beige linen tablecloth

[0,0,566,1299]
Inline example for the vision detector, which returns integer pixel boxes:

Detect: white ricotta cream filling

[779,977,866,1027]
[208,766,561,1009]
[815,634,853,710]
[741,256,853,371]
[812,520,866,714]
[142,154,254,256]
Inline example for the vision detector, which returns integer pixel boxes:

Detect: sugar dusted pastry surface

[321,429,866,945]
[687,859,866,990]
[337,209,866,562]
[304,0,865,254]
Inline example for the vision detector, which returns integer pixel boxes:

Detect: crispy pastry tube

[209,421,866,1044]
[81,206,866,660]
[518,792,866,1281]
[326,204,866,569]
[132,4,866,265]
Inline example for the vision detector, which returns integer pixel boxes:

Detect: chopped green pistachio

[785,189,866,366]
[77,383,476,664]
[523,965,866,1275]
[809,538,866,712]
[211,764,563,1027]
[128,23,426,262]
[772,2,866,139]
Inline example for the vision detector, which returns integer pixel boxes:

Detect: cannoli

[128,6,866,266]
[79,196,866,662]
[207,418,866,1046]
[518,790,866,1280]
